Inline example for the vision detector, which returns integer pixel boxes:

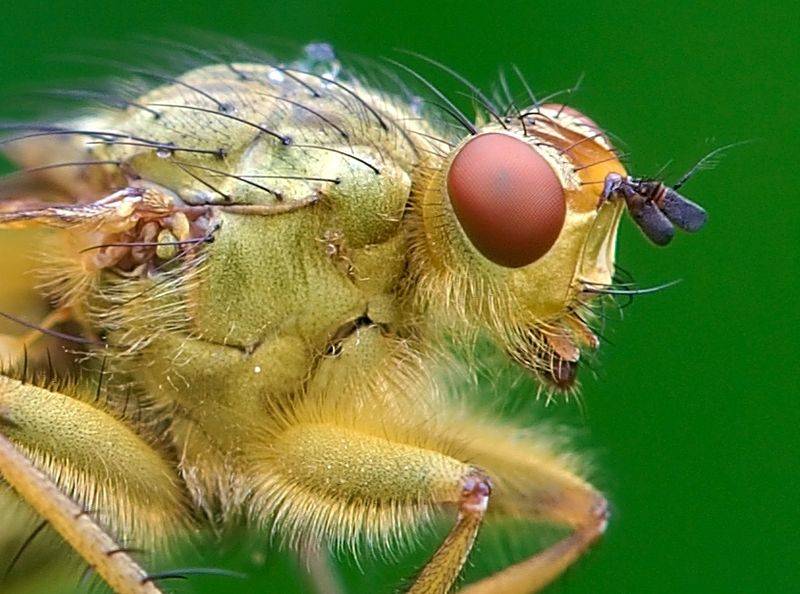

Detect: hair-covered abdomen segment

[446,133,566,268]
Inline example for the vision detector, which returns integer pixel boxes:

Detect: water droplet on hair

[297,42,340,79]
[410,95,424,116]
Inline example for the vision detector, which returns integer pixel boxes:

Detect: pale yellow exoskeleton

[0,44,706,593]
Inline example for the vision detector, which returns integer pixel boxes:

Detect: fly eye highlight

[446,133,566,268]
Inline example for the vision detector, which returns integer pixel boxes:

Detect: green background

[0,1,797,592]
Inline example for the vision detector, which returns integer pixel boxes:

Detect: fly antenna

[672,140,753,190]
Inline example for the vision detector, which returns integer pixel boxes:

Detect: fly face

[416,102,706,392]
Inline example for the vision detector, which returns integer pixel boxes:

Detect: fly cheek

[446,133,566,268]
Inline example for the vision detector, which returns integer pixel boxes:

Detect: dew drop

[297,42,340,79]
[410,95,424,117]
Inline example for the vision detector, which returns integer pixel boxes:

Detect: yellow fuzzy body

[0,47,633,594]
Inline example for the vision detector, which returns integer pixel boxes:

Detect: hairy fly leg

[0,433,162,594]
[440,418,608,594]
[0,376,187,592]
[244,324,605,594]
[246,383,605,594]
[249,416,491,594]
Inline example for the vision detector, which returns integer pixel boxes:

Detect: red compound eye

[446,133,566,268]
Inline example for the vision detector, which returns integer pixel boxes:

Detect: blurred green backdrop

[0,0,797,593]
